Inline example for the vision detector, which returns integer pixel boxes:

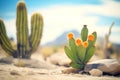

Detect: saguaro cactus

[64,25,97,69]
[0,1,43,58]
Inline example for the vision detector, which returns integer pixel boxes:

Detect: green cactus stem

[30,13,43,52]
[16,1,30,58]
[69,38,80,63]
[0,19,16,56]
[81,25,88,42]
[84,47,95,62]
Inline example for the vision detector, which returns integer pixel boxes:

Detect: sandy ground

[0,50,120,80]
[0,63,120,80]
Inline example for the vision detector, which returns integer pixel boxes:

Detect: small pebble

[10,71,21,76]
[89,69,103,76]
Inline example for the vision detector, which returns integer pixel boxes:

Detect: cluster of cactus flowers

[0,1,43,58]
[64,25,97,69]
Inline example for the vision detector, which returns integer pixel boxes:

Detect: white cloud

[34,5,99,44]
[3,0,120,44]
[84,0,120,18]
[110,34,120,44]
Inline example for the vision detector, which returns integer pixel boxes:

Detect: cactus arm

[84,47,95,62]
[77,46,86,61]
[92,32,97,44]
[86,32,97,53]
[81,25,88,42]
[16,1,30,57]
[30,13,43,52]
[84,32,97,62]
[0,19,15,55]
[64,46,75,62]
[0,33,14,53]
[69,38,80,63]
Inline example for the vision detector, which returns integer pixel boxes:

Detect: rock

[89,69,103,76]
[84,59,120,75]
[10,71,21,76]
[47,52,71,66]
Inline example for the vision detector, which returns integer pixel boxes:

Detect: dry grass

[40,46,64,58]
[40,46,55,58]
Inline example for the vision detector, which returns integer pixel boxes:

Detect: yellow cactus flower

[83,41,88,48]
[88,34,94,41]
[75,38,82,46]
[67,32,74,40]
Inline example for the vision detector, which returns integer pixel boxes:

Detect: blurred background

[0,0,120,61]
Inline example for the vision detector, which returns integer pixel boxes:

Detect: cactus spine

[0,1,43,58]
[64,25,97,69]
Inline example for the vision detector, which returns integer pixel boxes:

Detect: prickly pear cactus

[0,1,43,58]
[64,25,97,69]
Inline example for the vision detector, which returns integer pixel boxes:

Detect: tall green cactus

[0,1,43,58]
[16,2,30,58]
[64,25,97,70]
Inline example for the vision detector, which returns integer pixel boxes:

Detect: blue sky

[0,0,120,44]
[0,0,102,19]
